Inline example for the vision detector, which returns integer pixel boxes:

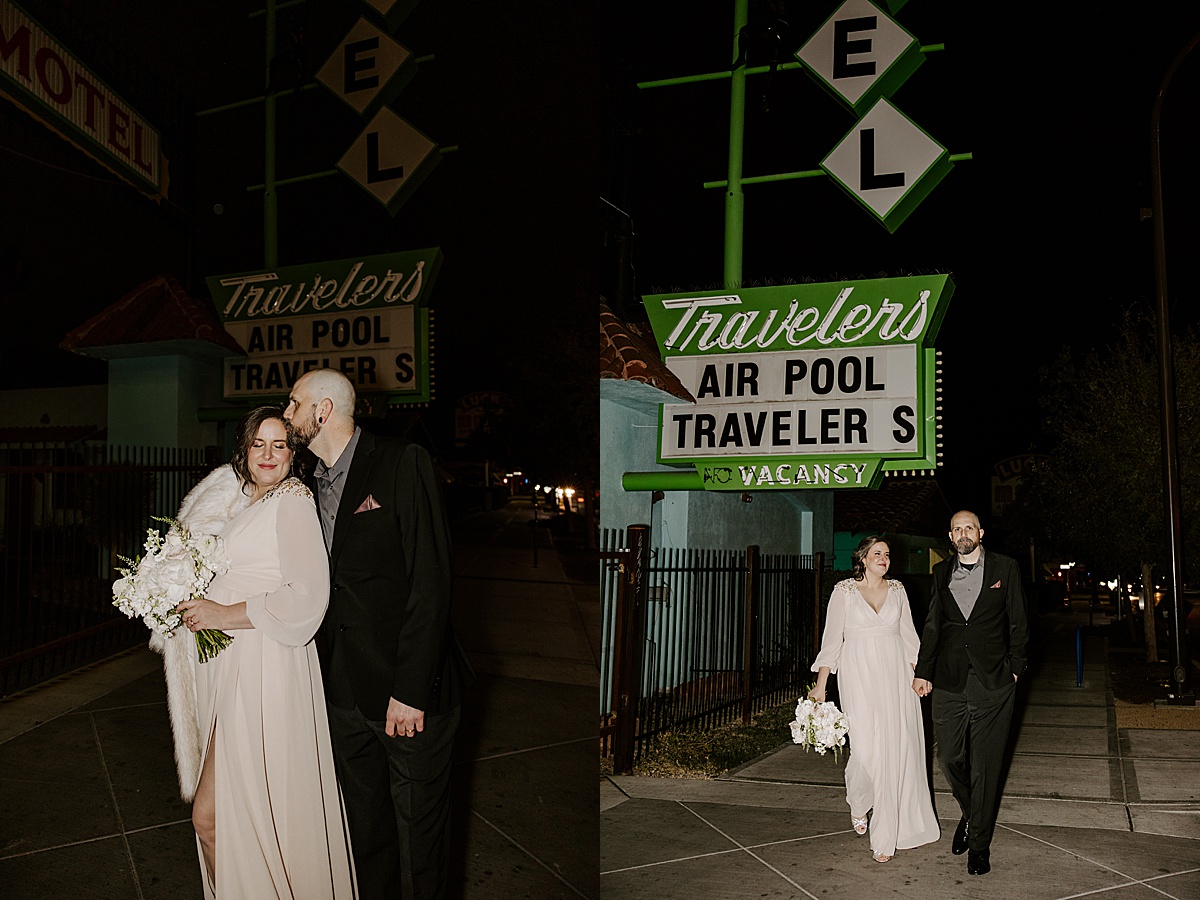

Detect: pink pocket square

[991,580,1002,589]
[354,494,382,513]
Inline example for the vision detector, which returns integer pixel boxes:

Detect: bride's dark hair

[231,406,299,494]
[850,535,888,581]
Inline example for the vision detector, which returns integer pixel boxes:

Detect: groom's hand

[385,697,426,738]
[912,678,933,697]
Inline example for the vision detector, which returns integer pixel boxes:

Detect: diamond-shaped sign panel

[796,0,923,115]
[338,108,439,215]
[361,0,421,30]
[316,17,416,117]
[821,98,952,232]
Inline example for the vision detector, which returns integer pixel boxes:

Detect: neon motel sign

[0,0,164,196]
[207,248,442,404]
[640,275,953,490]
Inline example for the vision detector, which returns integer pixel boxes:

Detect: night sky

[0,0,596,456]
[605,1,1200,513]
[7,2,1200,506]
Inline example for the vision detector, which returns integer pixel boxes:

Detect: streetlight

[1149,31,1200,705]
[531,483,540,568]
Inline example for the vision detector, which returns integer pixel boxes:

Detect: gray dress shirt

[313,426,362,554]
[949,545,986,621]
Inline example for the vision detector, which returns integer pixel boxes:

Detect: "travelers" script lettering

[660,287,929,353]
[219,260,426,320]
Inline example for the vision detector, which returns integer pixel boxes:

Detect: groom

[284,368,473,899]
[913,510,1029,877]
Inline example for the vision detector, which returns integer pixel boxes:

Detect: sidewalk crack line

[90,711,145,900]
[681,801,821,900]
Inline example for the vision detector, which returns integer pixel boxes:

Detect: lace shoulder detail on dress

[837,577,902,594]
[263,477,313,503]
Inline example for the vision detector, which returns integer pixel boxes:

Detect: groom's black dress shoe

[951,818,969,855]
[967,849,991,876]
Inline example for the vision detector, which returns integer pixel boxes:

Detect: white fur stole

[148,464,251,801]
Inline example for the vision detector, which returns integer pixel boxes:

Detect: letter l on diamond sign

[338,107,439,215]
[821,98,952,233]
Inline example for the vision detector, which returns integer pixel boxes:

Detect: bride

[163,406,355,898]
[808,535,940,863]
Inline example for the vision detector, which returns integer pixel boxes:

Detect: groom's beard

[955,537,979,555]
[286,412,320,447]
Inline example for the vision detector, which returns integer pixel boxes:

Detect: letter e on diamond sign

[316,17,416,117]
[821,98,952,233]
[795,0,923,115]
[339,107,439,216]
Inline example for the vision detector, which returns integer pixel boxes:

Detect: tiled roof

[833,477,952,537]
[600,301,693,402]
[61,274,244,355]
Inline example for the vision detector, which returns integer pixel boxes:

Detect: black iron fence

[600,525,826,771]
[0,443,214,697]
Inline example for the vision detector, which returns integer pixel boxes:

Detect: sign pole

[264,0,279,268]
[724,0,748,288]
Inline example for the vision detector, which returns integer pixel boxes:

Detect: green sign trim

[642,276,952,491]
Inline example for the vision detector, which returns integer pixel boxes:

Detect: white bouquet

[790,690,850,760]
[112,516,233,663]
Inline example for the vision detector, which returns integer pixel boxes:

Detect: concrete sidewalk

[601,612,1200,899]
[0,501,599,899]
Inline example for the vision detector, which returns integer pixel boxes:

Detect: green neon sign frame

[643,275,952,490]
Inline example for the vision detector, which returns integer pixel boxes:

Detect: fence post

[612,523,650,774]
[742,544,760,724]
[812,551,825,663]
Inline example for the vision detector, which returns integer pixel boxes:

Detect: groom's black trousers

[931,670,1015,851]
[327,702,460,900]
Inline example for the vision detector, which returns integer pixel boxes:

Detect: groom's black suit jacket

[315,429,472,721]
[914,549,1030,693]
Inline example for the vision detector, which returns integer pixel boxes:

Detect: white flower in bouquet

[162,528,186,557]
[195,532,220,562]
[790,690,850,760]
[112,516,234,663]
[149,555,197,604]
